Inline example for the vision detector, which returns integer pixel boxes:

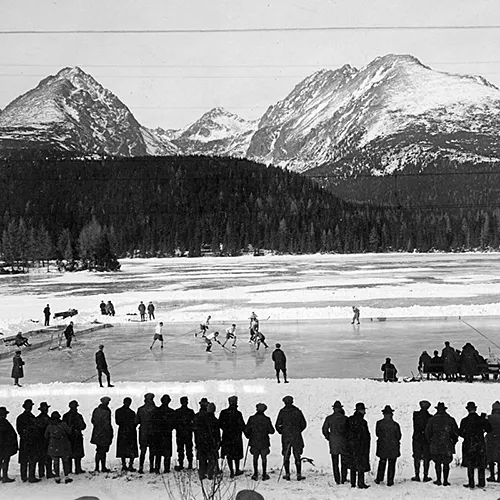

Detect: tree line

[0,150,500,271]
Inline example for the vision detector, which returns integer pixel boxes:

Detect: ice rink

[1,316,499,385]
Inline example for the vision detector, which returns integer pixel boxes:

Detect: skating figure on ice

[272,344,288,383]
[150,322,164,349]
[255,331,269,350]
[197,316,211,338]
[249,313,259,344]
[204,331,220,353]
[223,324,237,348]
[351,306,360,325]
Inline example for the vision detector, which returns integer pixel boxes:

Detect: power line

[0,25,500,35]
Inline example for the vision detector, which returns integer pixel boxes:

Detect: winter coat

[64,324,74,340]
[272,348,286,369]
[381,362,397,381]
[35,412,51,458]
[322,411,348,455]
[44,420,72,458]
[147,304,155,314]
[175,405,195,439]
[345,411,371,472]
[193,411,220,456]
[418,352,432,372]
[0,418,18,458]
[62,409,86,458]
[95,350,108,371]
[11,355,24,379]
[244,412,275,453]
[16,410,39,461]
[460,345,480,375]
[376,417,402,459]
[442,346,458,375]
[90,404,113,448]
[136,402,157,448]
[486,411,500,462]
[149,404,176,456]
[412,409,431,452]
[425,411,459,458]
[275,404,307,452]
[115,406,138,459]
[138,303,146,313]
[429,355,443,373]
[459,413,491,468]
[219,406,246,459]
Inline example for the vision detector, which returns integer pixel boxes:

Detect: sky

[0,0,499,129]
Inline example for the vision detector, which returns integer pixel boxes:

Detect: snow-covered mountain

[0,67,177,156]
[247,54,500,173]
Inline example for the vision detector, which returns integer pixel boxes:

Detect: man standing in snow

[138,301,146,321]
[272,344,288,383]
[351,306,360,325]
[219,396,246,478]
[275,395,307,481]
[150,394,176,474]
[374,405,401,487]
[147,302,155,321]
[411,400,432,482]
[11,350,25,387]
[150,322,164,349]
[95,344,114,388]
[136,393,157,474]
[345,402,371,489]
[90,396,113,473]
[43,304,51,326]
[174,396,195,471]
[115,397,138,472]
[35,401,54,479]
[322,400,348,484]
[0,406,18,483]
[100,301,107,315]
[16,399,39,483]
[62,400,86,474]
[64,321,75,349]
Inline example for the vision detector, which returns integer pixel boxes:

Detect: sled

[54,308,78,319]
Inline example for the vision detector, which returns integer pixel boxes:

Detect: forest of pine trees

[0,150,500,272]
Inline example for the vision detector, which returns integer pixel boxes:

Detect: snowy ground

[2,253,500,499]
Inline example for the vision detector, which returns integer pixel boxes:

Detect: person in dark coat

[381,357,397,382]
[272,343,288,383]
[35,401,55,479]
[322,400,348,484]
[219,395,246,478]
[411,400,432,482]
[374,405,401,486]
[345,402,371,489]
[460,343,481,383]
[425,401,459,486]
[115,397,138,472]
[275,395,307,481]
[136,393,157,474]
[100,301,107,315]
[418,351,432,379]
[16,398,39,483]
[442,341,459,381]
[351,306,360,325]
[147,302,155,321]
[138,301,146,321]
[150,394,176,473]
[174,396,195,471]
[486,401,500,482]
[64,321,75,348]
[11,350,25,387]
[429,350,444,379]
[244,403,275,481]
[44,411,73,484]
[106,301,115,316]
[62,400,86,474]
[95,344,114,388]
[14,332,31,347]
[90,396,113,473]
[0,406,18,483]
[460,401,492,488]
[193,400,220,480]
[43,304,51,326]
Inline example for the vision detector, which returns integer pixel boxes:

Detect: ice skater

[64,321,75,348]
[11,350,25,387]
[255,331,269,350]
[223,324,237,348]
[205,331,220,353]
[197,315,211,338]
[351,306,360,325]
[150,322,164,349]
[272,343,288,383]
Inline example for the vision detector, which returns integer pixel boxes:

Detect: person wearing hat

[44,411,72,484]
[459,401,492,488]
[90,396,114,473]
[0,406,18,483]
[11,350,25,387]
[219,396,246,478]
[150,394,176,473]
[100,300,107,315]
[244,403,275,481]
[374,405,402,486]
[136,393,157,474]
[411,400,433,482]
[138,301,146,321]
[345,402,371,489]
[322,401,348,485]
[147,301,155,321]
[95,344,114,388]
[275,395,307,481]
[442,341,459,382]
[35,401,55,479]
[272,343,288,384]
[380,357,398,382]
[14,332,31,348]
[63,321,75,349]
[43,304,51,326]
[193,400,221,480]
[425,402,459,486]
[459,343,481,383]
[174,396,195,471]
[16,399,39,483]
[418,351,432,380]
[486,401,500,482]
[62,400,87,474]
[115,397,138,472]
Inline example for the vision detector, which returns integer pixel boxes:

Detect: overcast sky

[0,0,499,129]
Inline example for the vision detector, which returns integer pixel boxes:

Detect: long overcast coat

[322,411,348,455]
[425,411,459,461]
[459,413,492,468]
[219,405,246,460]
[90,404,113,449]
[115,405,138,459]
[486,410,500,463]
[62,409,86,458]
[375,417,402,459]
[345,411,371,472]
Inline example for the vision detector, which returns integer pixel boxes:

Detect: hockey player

[351,306,360,325]
[150,322,164,350]
[205,331,220,353]
[255,331,269,350]
[223,324,237,348]
[197,316,211,338]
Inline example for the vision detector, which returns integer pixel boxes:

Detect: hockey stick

[216,340,234,354]
[243,441,250,469]
[277,442,291,482]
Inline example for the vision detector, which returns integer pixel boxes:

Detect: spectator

[44,411,72,484]
[374,405,402,486]
[115,397,138,472]
[90,396,114,473]
[43,304,51,326]
[322,400,348,485]
[0,406,18,483]
[62,400,86,474]
[147,302,155,321]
